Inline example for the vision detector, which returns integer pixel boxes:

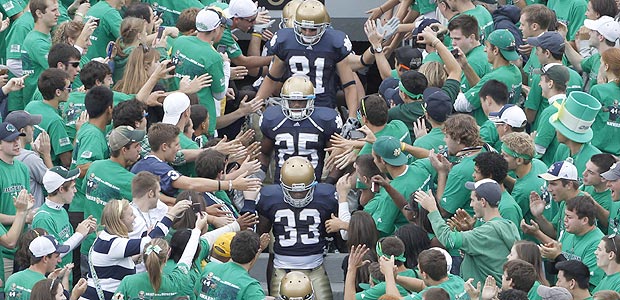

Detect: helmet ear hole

[280,271,315,300]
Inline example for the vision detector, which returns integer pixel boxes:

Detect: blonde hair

[143,238,170,293]
[52,21,84,45]
[115,17,147,59]
[113,46,160,94]
[594,290,620,300]
[419,61,446,88]
[501,132,535,163]
[101,199,131,238]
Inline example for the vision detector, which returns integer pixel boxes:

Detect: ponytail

[143,238,169,293]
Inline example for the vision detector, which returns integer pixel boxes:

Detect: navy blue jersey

[260,106,341,183]
[130,155,181,197]
[257,184,338,257]
[268,28,352,108]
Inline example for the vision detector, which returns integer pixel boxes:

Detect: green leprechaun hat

[549,91,601,144]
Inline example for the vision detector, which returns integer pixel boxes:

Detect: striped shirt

[81,216,173,300]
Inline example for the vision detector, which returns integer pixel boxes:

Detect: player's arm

[336,60,358,119]
[254,56,286,101]
[58,151,73,168]
[562,33,584,72]
[230,54,273,70]
[257,214,272,236]
[259,138,274,173]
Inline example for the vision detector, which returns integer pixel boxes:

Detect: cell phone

[371,182,380,193]
[92,17,100,26]
[451,48,460,58]
[156,26,165,40]
[106,42,115,59]
[349,129,366,140]
[217,44,227,54]
[154,9,163,19]
[167,59,177,75]
[192,203,201,214]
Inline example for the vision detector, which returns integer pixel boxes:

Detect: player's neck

[514,162,532,178]
[89,116,109,132]
[607,261,620,275]
[564,140,584,156]
[482,208,501,221]
[34,22,51,35]
[366,123,385,133]
[593,182,609,193]
[387,164,407,179]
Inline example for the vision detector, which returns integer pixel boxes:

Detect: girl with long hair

[507,240,550,286]
[82,199,191,300]
[112,17,149,82]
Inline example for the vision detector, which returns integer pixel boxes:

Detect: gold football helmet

[280,271,314,300]
[281,0,303,29]
[280,75,315,121]
[280,157,316,208]
[293,0,329,46]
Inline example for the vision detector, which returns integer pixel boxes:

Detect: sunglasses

[139,43,150,53]
[66,61,80,68]
[609,233,619,254]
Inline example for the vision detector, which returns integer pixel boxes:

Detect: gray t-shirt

[16,149,47,208]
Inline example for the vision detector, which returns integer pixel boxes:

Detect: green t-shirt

[461,5,494,42]
[115,262,192,300]
[528,281,543,300]
[547,0,587,41]
[5,11,33,112]
[511,159,548,219]
[498,190,524,236]
[171,36,226,135]
[461,45,492,93]
[553,143,602,179]
[594,272,620,293]
[413,127,446,154]
[176,133,199,177]
[524,48,541,87]
[81,159,135,255]
[357,269,418,300]
[559,227,605,290]
[581,184,612,214]
[359,120,411,156]
[144,0,203,27]
[429,211,520,285]
[440,153,481,216]
[364,164,433,237]
[162,237,210,300]
[32,201,75,269]
[0,0,27,18]
[4,269,45,300]
[197,262,265,300]
[410,0,437,14]
[25,101,72,166]
[69,122,109,213]
[423,51,443,64]
[404,274,468,300]
[465,64,522,125]
[609,201,620,234]
[480,120,501,151]
[85,1,122,60]
[63,91,133,142]
[0,158,28,280]
[581,53,601,92]
[22,30,51,107]
[590,82,620,155]
[534,97,562,166]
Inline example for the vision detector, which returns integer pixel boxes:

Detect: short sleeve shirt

[85,1,122,59]
[25,101,72,166]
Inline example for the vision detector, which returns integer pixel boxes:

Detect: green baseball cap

[372,136,408,166]
[534,64,570,86]
[487,29,519,61]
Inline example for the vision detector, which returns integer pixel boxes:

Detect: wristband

[75,12,84,18]
[217,180,221,191]
[401,142,406,151]
[228,180,233,191]
[379,6,384,13]
[360,54,371,67]
[369,46,376,54]
[251,33,262,38]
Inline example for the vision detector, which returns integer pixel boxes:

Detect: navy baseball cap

[0,121,25,142]
[465,178,502,205]
[423,87,452,122]
[527,31,566,55]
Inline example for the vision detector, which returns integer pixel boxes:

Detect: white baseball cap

[29,235,70,258]
[539,158,578,181]
[225,0,258,18]
[584,16,620,42]
[162,92,190,125]
[489,104,527,128]
[196,8,231,32]
[43,166,79,193]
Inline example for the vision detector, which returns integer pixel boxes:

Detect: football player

[259,75,341,184]
[257,156,338,300]
[280,271,315,300]
[253,0,359,138]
